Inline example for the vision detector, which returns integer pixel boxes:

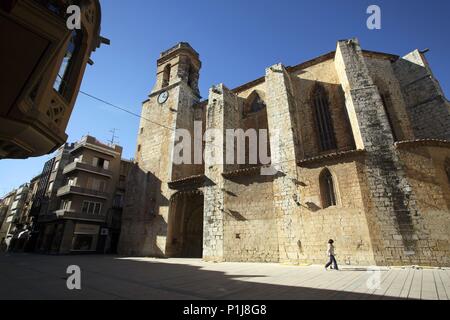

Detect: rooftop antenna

[108,128,119,146]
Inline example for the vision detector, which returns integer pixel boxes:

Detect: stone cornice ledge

[297,149,366,167]
[395,139,450,149]
[222,165,271,179]
[168,174,206,190]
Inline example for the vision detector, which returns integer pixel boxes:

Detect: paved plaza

[0,254,449,300]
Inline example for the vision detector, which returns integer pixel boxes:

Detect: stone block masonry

[120,40,450,267]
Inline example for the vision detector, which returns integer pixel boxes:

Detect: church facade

[119,39,450,267]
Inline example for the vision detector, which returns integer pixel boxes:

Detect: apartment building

[0,190,17,248]
[35,136,127,254]
[16,174,41,227]
[0,185,29,248]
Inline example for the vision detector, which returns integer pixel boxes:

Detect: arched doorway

[167,191,204,258]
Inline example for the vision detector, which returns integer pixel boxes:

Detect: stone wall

[398,145,450,266]
[365,55,414,141]
[393,50,450,140]
[292,161,375,265]
[223,175,278,262]
[203,84,241,261]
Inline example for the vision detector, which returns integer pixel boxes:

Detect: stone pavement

[0,254,449,300]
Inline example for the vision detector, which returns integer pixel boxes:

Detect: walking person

[325,239,339,271]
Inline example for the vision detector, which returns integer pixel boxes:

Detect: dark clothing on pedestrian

[325,255,339,270]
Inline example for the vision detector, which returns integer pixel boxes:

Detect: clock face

[158,91,169,104]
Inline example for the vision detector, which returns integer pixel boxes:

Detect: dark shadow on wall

[223,170,286,187]
[393,56,450,141]
[0,254,412,300]
[166,191,204,258]
[400,148,450,212]
[119,164,168,257]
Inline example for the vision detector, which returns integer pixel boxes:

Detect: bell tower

[152,42,201,97]
[119,43,202,257]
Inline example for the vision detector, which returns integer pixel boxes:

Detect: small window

[88,202,95,214]
[94,203,101,215]
[320,169,337,208]
[82,201,89,213]
[140,128,144,134]
[99,181,107,192]
[103,160,110,170]
[81,201,101,214]
[162,64,171,87]
[138,145,141,152]
[61,200,71,211]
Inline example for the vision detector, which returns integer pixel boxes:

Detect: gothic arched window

[313,85,337,152]
[243,92,266,117]
[320,168,337,208]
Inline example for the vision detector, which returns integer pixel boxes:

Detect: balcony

[54,209,106,222]
[57,185,109,200]
[63,161,113,178]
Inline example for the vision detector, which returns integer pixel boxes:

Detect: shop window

[72,235,94,251]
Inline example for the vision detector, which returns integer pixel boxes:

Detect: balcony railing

[55,209,106,222]
[56,185,109,200]
[63,161,113,178]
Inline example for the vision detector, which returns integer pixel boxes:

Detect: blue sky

[1,0,450,195]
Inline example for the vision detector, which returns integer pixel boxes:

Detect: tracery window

[313,85,337,152]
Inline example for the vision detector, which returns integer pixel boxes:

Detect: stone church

[119,39,450,267]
